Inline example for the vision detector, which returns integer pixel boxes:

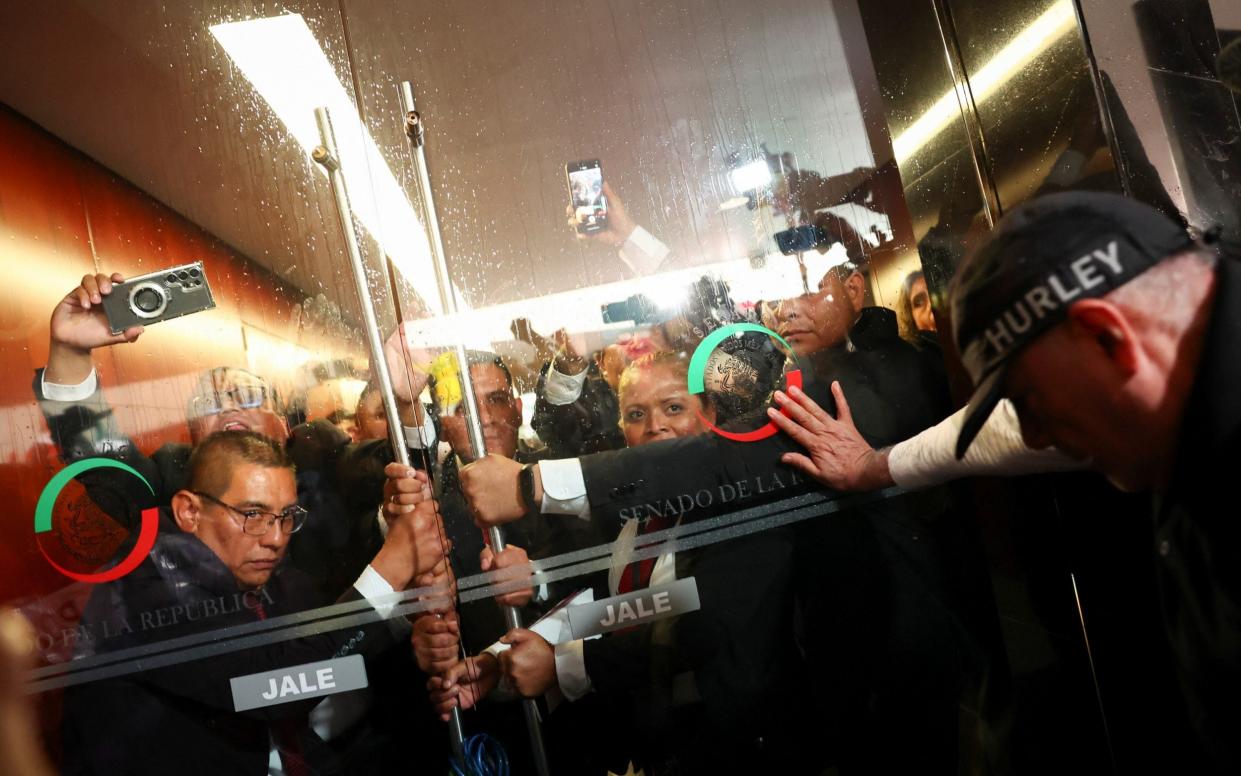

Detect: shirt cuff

[542,366,588,406]
[41,368,98,402]
[618,225,670,276]
[538,459,590,519]
[482,587,587,662]
[354,565,399,619]
[554,640,592,701]
[482,603,570,659]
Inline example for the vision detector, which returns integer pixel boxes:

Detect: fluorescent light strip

[892,0,1077,162]
[729,159,773,193]
[210,14,446,317]
[394,243,849,351]
[208,14,860,344]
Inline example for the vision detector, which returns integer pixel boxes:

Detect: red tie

[254,601,313,776]
[617,515,671,595]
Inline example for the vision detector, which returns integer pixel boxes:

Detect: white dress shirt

[41,368,98,401]
[887,399,1084,489]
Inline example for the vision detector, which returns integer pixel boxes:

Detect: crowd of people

[13,176,1239,775]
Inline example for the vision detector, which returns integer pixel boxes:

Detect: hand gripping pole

[310,106,470,761]
[397,81,552,776]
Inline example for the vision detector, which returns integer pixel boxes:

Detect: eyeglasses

[189,384,270,417]
[192,491,307,536]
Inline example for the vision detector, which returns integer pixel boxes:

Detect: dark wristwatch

[519,463,538,514]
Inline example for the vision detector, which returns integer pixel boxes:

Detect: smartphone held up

[101,261,216,334]
[566,159,608,234]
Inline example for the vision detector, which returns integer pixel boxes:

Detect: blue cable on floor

[449,732,510,776]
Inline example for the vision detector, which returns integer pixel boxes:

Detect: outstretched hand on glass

[768,381,894,492]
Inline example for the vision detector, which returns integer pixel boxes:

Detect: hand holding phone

[101,261,216,334]
[564,178,637,250]
[565,159,609,234]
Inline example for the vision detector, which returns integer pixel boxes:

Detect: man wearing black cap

[948,192,1208,473]
[948,191,1239,770]
[771,190,1239,770]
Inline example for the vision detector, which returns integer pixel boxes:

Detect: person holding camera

[61,429,449,774]
[37,273,456,770]
[566,180,670,278]
[513,322,627,459]
[36,272,386,600]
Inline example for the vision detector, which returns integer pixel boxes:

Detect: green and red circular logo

[34,458,160,583]
[688,322,803,442]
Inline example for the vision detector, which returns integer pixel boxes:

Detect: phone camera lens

[128,281,169,319]
[189,268,200,278]
[133,288,164,313]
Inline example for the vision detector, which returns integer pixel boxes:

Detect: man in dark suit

[459,262,950,528]
[459,261,987,773]
[422,351,798,773]
[340,350,581,653]
[348,349,591,772]
[61,429,447,775]
[37,272,384,600]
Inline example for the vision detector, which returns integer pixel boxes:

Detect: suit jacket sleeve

[577,368,898,528]
[33,367,171,531]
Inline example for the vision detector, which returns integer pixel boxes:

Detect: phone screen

[567,160,608,233]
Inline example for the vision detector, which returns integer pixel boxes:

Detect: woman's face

[355,390,388,441]
[620,364,713,447]
[910,276,936,332]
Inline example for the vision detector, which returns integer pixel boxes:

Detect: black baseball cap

[950,191,1194,459]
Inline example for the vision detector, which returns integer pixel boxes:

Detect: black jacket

[575,307,951,529]
[1153,252,1241,772]
[33,369,383,599]
[335,437,593,652]
[564,308,971,772]
[531,360,625,458]
[61,522,404,775]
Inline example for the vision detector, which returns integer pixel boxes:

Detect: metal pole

[310,106,469,761]
[398,81,552,776]
[1070,571,1117,772]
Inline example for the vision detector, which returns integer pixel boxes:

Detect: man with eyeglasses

[184,366,289,443]
[35,272,383,599]
[61,428,449,774]
[460,257,990,772]
[185,488,310,590]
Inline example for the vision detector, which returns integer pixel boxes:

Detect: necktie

[617,514,671,595]
[254,600,313,776]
